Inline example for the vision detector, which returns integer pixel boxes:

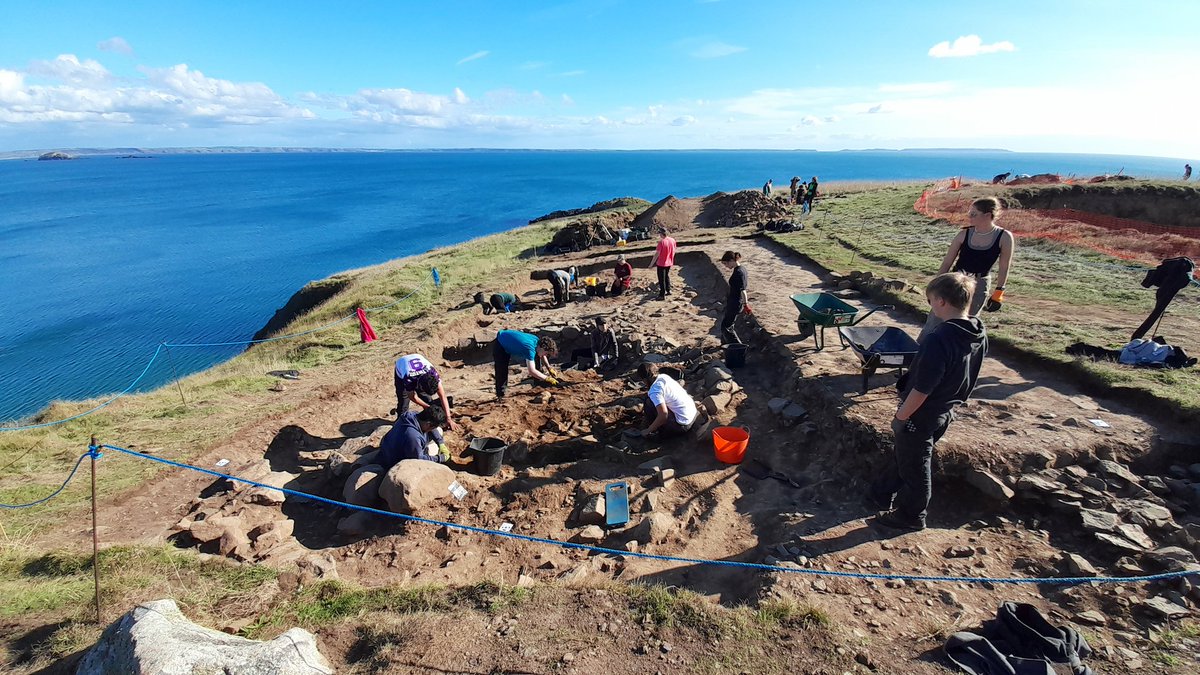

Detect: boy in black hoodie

[870,273,988,531]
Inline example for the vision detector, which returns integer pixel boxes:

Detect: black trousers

[394,374,435,414]
[870,412,951,523]
[492,340,512,397]
[656,266,672,298]
[721,303,743,344]
[642,398,693,437]
[551,277,568,306]
[1131,278,1190,340]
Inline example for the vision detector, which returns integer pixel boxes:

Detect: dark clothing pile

[1066,339,1196,369]
[1132,256,1194,340]
[945,602,1093,675]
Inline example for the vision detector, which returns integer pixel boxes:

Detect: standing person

[492,329,559,398]
[796,183,809,213]
[647,227,677,300]
[569,317,620,370]
[789,176,801,201]
[638,364,698,439]
[868,273,988,531]
[611,254,633,296]
[719,251,751,344]
[804,176,818,212]
[548,268,574,307]
[763,179,773,196]
[1185,164,1192,181]
[918,196,1015,344]
[393,353,456,431]
[378,407,450,468]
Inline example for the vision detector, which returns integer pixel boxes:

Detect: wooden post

[89,436,101,625]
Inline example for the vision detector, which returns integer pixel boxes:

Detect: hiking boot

[872,509,925,532]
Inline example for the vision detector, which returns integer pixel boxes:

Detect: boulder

[630,513,674,545]
[767,398,790,415]
[1141,546,1200,573]
[337,511,374,536]
[703,365,733,388]
[780,403,808,424]
[218,527,252,561]
[1062,553,1099,577]
[1119,500,1174,530]
[76,599,332,675]
[1094,460,1139,485]
[1143,596,1190,620]
[965,469,1015,501]
[577,494,607,526]
[245,471,293,506]
[701,392,732,415]
[378,460,455,514]
[187,515,237,544]
[1079,509,1119,533]
[343,464,384,507]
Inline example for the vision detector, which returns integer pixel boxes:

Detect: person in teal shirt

[492,329,559,398]
[474,291,520,315]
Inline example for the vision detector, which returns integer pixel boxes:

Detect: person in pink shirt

[648,227,677,300]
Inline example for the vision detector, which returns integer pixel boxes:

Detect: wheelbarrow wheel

[797,319,814,340]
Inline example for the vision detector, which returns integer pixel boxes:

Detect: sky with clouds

[1,0,1196,157]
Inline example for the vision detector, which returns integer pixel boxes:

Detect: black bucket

[468,437,507,476]
[725,344,748,368]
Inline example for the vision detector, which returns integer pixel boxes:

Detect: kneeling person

[640,365,698,438]
[378,407,450,469]
[492,329,559,398]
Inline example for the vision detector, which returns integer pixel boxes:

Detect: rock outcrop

[378,460,455,513]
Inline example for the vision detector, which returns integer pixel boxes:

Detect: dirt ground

[17,224,1200,673]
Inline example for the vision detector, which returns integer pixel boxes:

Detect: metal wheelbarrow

[839,325,919,393]
[790,292,893,350]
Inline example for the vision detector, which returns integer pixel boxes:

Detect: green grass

[0,218,563,540]
[774,184,1200,420]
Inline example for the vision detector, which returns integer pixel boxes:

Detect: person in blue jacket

[378,407,449,469]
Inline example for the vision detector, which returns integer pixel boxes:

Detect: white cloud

[671,115,697,126]
[356,88,450,116]
[928,35,1015,58]
[561,93,574,105]
[689,41,747,59]
[456,50,490,65]
[558,70,586,77]
[97,37,133,55]
[453,87,469,104]
[520,61,547,70]
[28,54,111,85]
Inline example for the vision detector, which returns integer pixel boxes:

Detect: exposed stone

[75,599,332,675]
[1120,500,1174,530]
[965,469,1015,501]
[1016,474,1060,495]
[1142,546,1200,573]
[701,392,732,415]
[343,464,385,507]
[1095,460,1139,485]
[768,398,790,415]
[630,513,674,545]
[1063,553,1099,577]
[1079,508,1119,533]
[188,515,237,544]
[577,494,607,526]
[1096,532,1147,553]
[249,520,295,552]
[245,471,293,506]
[657,467,676,489]
[1073,610,1106,627]
[1117,523,1155,550]
[575,525,606,544]
[218,527,252,561]
[378,460,456,514]
[1143,596,1191,620]
[944,546,974,559]
[336,511,373,536]
[780,403,808,423]
[327,451,351,478]
[703,365,733,388]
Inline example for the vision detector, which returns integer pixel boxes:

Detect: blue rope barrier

[101,443,1198,587]
[0,453,89,509]
[0,344,166,432]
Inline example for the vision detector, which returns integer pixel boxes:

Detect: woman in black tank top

[918,197,1015,343]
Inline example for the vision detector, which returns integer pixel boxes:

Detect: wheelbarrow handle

[848,304,895,325]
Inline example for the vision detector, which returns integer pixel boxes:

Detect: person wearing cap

[548,267,576,307]
[612,254,633,296]
[647,227,677,300]
[378,406,450,468]
[492,329,560,398]
[393,353,457,431]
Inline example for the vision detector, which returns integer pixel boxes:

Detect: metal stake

[163,344,187,407]
[89,436,101,625]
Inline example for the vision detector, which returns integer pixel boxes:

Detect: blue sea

[0,149,1188,422]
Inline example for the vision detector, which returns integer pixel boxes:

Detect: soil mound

[545,210,638,253]
[529,197,651,224]
[629,195,701,233]
[696,190,788,228]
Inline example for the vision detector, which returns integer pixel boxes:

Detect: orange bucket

[713,426,750,464]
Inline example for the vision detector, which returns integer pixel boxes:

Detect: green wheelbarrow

[790,292,893,350]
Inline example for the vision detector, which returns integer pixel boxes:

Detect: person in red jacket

[611,254,633,296]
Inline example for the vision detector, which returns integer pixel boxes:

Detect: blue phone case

[605,482,630,527]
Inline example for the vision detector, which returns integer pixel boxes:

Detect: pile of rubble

[544,210,639,253]
[822,270,914,299]
[697,190,789,229]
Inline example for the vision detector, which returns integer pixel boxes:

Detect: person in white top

[639,364,698,438]
[393,353,457,431]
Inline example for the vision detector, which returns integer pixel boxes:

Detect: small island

[37,151,74,161]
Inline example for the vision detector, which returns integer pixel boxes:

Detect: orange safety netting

[914,186,1200,277]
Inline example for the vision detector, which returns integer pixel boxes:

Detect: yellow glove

[549,368,562,378]
[438,443,450,463]
[544,376,559,386]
